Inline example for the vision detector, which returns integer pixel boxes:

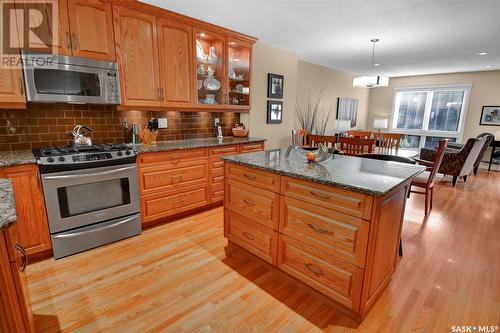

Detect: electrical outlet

[158,118,168,128]
[214,117,219,126]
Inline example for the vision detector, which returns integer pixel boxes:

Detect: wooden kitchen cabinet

[0,164,52,260]
[157,18,194,106]
[0,68,25,109]
[67,0,115,60]
[0,228,35,333]
[113,6,161,107]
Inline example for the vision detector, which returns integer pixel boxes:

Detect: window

[391,85,470,150]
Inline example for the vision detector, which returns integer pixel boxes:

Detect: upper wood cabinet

[113,6,161,107]
[67,0,115,60]
[0,165,52,260]
[0,68,25,109]
[157,18,194,106]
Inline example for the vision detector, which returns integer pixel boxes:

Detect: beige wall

[242,42,370,149]
[241,42,298,149]
[297,61,370,134]
[367,70,500,141]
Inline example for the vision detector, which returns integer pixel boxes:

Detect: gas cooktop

[33,143,136,173]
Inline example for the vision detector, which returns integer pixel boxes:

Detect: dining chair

[309,134,337,148]
[374,133,402,149]
[409,139,448,215]
[339,137,375,155]
[347,130,372,138]
[291,129,307,146]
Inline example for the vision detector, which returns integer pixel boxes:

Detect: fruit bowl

[286,144,332,163]
[232,128,248,137]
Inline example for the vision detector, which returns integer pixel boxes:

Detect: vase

[207,47,218,63]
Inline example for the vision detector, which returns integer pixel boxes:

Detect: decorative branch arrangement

[295,88,333,135]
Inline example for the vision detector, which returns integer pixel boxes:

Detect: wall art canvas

[336,98,358,127]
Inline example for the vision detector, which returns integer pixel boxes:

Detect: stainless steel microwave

[21,51,121,105]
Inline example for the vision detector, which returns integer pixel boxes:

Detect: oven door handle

[52,215,137,239]
[43,165,136,180]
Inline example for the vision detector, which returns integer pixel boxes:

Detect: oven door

[41,164,140,234]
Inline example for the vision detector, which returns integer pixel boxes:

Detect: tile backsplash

[0,104,240,151]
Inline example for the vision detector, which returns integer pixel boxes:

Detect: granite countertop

[0,150,37,167]
[0,179,17,228]
[135,137,266,153]
[221,148,425,196]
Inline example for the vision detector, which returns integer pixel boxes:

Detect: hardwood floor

[26,171,500,332]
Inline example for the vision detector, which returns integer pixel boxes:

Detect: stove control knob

[58,156,65,162]
[125,150,131,155]
[117,151,123,156]
[47,157,54,163]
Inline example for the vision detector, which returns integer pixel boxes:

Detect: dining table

[302,144,419,159]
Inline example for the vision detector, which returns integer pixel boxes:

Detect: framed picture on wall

[267,73,284,98]
[336,98,358,127]
[267,100,283,123]
[479,106,500,126]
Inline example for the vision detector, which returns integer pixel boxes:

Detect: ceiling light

[353,38,389,88]
[485,65,493,68]
[353,76,389,88]
[476,52,488,55]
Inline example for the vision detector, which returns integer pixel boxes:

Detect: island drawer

[225,164,280,192]
[239,142,265,154]
[138,148,208,166]
[225,178,279,230]
[281,177,373,220]
[280,197,369,267]
[277,234,363,311]
[139,159,209,194]
[209,145,239,157]
[225,209,278,265]
[141,186,209,223]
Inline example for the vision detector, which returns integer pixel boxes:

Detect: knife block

[141,127,158,145]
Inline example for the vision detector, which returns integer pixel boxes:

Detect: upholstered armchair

[445,133,494,175]
[420,137,487,186]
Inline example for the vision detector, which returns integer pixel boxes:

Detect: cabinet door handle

[157,88,162,101]
[304,263,323,276]
[66,31,71,49]
[242,231,255,240]
[243,199,255,207]
[161,88,165,101]
[243,173,256,180]
[16,244,27,272]
[309,191,331,200]
[307,223,331,235]
[72,33,77,50]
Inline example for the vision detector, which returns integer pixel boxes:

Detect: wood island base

[223,163,412,320]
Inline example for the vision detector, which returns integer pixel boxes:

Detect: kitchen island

[222,148,424,320]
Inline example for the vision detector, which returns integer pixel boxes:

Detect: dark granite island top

[135,137,266,153]
[221,148,425,196]
[0,179,17,228]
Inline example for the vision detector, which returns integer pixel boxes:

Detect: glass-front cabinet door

[227,39,251,107]
[194,29,225,106]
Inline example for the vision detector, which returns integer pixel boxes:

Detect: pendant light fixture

[353,38,390,88]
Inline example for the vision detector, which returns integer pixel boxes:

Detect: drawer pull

[305,263,324,276]
[307,223,331,234]
[243,199,255,207]
[243,173,256,180]
[171,175,183,183]
[15,244,27,272]
[310,191,331,200]
[242,232,255,240]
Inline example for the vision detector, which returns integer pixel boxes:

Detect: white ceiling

[142,0,500,77]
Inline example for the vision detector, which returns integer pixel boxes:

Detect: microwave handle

[43,165,136,180]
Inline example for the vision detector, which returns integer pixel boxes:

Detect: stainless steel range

[33,144,141,259]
